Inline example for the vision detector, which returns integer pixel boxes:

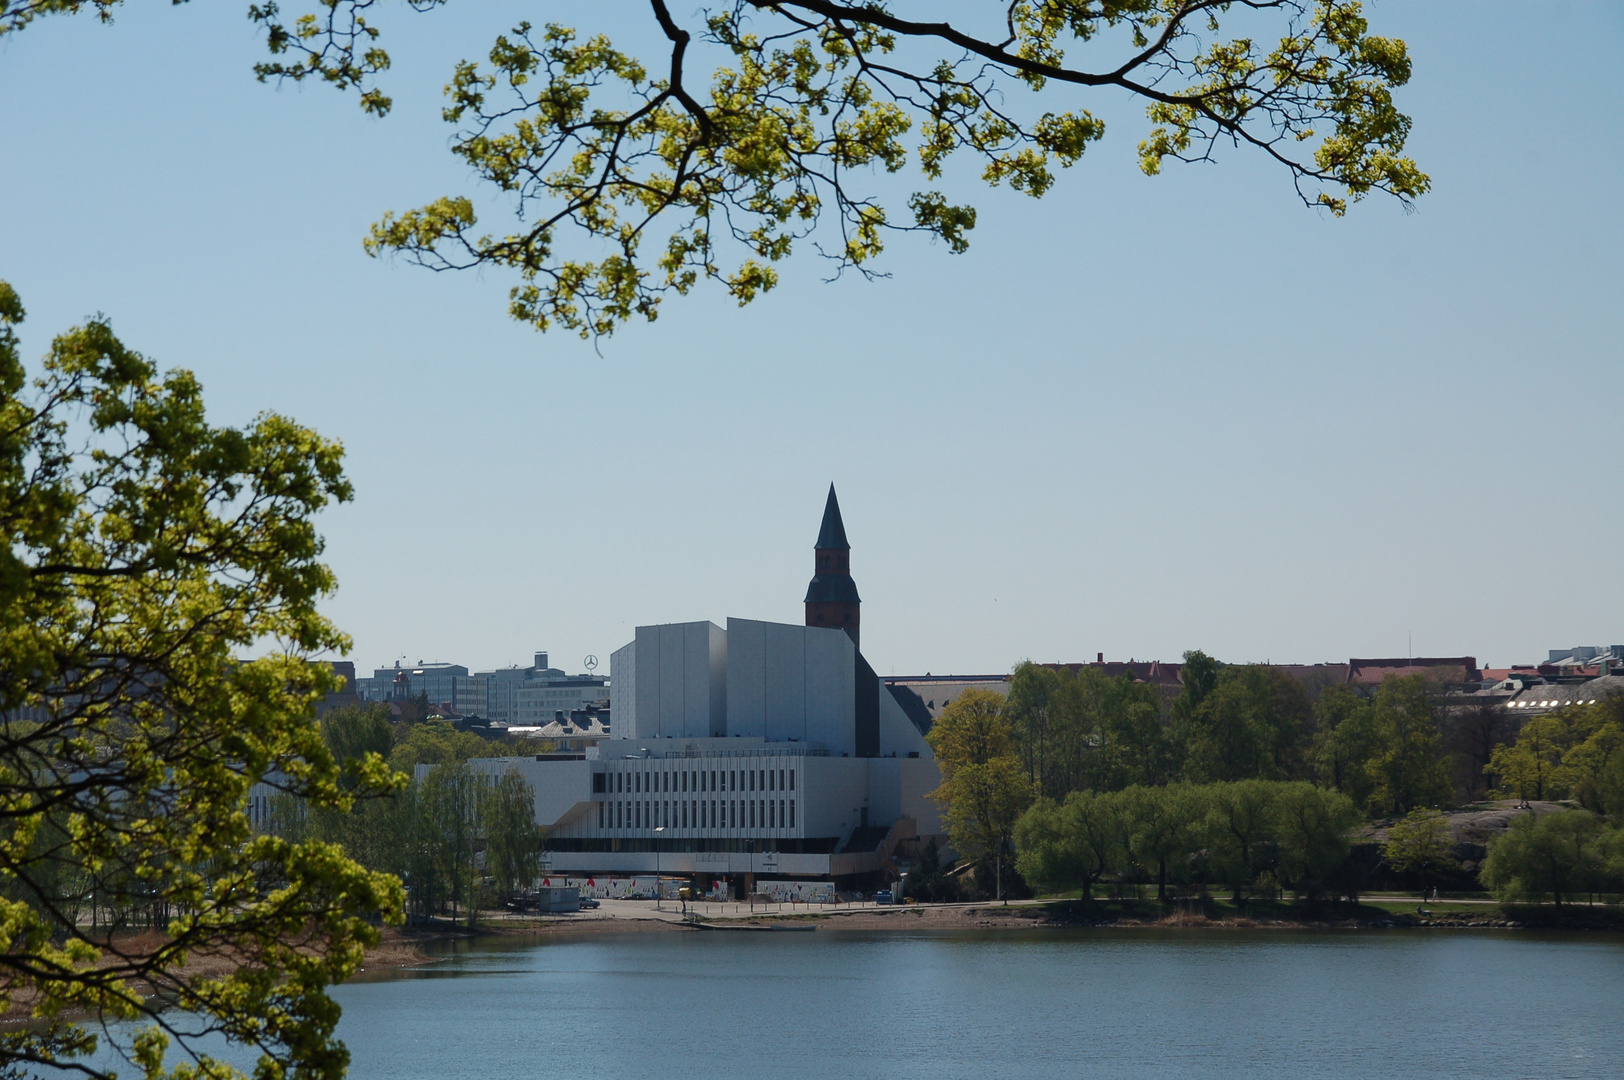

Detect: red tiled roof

[1347,657,1479,685]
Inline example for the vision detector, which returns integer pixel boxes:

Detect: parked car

[874,890,893,906]
[579,897,601,909]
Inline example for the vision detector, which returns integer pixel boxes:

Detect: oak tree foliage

[0,283,402,1080]
[4,1,1429,339]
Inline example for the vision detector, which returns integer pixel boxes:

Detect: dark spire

[806,484,859,646]
[815,483,850,550]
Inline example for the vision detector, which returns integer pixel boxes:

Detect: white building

[456,488,945,893]
[462,618,941,892]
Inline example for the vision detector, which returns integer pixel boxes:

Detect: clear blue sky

[3,2,1620,678]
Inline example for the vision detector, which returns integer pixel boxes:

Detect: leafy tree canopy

[1364,675,1453,814]
[0,283,401,1080]
[926,690,1031,873]
[1380,807,1457,893]
[388,718,522,773]
[1485,696,1624,812]
[4,1,1428,339]
[1480,809,1622,908]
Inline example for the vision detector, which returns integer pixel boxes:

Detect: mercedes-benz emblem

[583,654,598,672]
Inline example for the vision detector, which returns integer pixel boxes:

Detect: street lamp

[653,826,666,909]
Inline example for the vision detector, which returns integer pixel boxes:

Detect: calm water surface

[329,929,1624,1080]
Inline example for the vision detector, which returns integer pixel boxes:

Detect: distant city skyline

[3,3,1619,678]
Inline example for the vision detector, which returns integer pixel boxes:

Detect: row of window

[597,798,795,832]
[594,766,795,796]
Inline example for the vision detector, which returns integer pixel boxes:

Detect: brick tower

[804,484,860,648]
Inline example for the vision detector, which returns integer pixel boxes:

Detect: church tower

[804,484,861,648]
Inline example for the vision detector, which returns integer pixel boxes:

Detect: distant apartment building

[482,657,610,725]
[355,661,469,708]
[356,652,607,722]
[1543,645,1624,675]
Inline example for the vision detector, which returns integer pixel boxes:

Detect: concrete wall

[609,640,635,737]
[899,756,944,837]
[865,757,901,826]
[615,622,726,740]
[878,681,932,759]
[726,618,856,753]
[463,756,593,830]
[799,755,871,842]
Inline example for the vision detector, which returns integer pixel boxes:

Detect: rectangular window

[681,771,687,793]
[749,769,755,792]
[664,773,670,793]
[790,769,795,791]
[616,802,622,829]
[779,768,785,792]
[779,799,785,830]
[788,799,794,828]
[730,770,736,791]
[593,773,606,794]
[636,802,641,828]
[710,800,716,828]
[663,801,669,827]
[749,800,755,829]
[769,800,775,828]
[598,802,604,828]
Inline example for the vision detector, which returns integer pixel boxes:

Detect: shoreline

[8,901,1616,1020]
[353,898,1624,969]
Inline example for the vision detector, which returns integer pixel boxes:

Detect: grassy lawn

[1360,899,1490,918]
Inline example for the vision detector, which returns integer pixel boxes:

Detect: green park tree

[0,284,401,1080]
[1381,808,1458,899]
[1004,662,1171,799]
[1015,790,1128,900]
[1180,666,1313,784]
[321,703,395,790]
[482,770,545,904]
[926,690,1033,900]
[5,2,1427,340]
[1480,810,1621,908]
[1365,676,1453,814]
[1120,783,1205,903]
[1484,698,1624,812]
[389,717,509,772]
[1204,780,1283,901]
[1311,683,1380,808]
[1485,714,1566,803]
[1011,780,1363,905]
[1272,782,1361,900]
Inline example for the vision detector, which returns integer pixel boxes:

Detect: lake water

[325,928,1624,1080]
